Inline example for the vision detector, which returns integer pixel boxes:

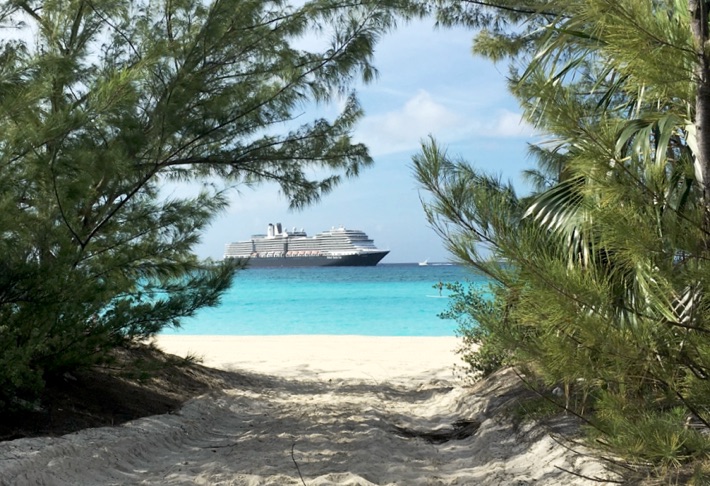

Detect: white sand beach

[155,335,464,383]
[0,335,620,485]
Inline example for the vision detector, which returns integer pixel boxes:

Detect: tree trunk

[689,0,710,241]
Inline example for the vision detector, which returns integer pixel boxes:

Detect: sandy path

[0,336,619,485]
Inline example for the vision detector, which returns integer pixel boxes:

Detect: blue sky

[195,19,537,264]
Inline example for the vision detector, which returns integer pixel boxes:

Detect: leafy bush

[440,280,520,380]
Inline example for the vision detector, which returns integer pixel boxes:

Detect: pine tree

[0,0,412,408]
[416,0,710,474]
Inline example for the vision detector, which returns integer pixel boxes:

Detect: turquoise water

[164,263,487,336]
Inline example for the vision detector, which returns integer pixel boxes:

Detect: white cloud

[356,91,537,156]
[485,109,537,138]
[355,90,462,155]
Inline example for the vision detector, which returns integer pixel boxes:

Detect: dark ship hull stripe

[238,251,389,268]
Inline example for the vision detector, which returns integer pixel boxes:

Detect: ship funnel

[276,223,282,235]
[267,223,274,238]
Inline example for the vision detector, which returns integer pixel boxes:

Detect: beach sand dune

[0,336,618,485]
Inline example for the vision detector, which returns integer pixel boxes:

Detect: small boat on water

[418,259,429,266]
[224,223,389,268]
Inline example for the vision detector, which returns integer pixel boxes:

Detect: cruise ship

[224,223,389,267]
